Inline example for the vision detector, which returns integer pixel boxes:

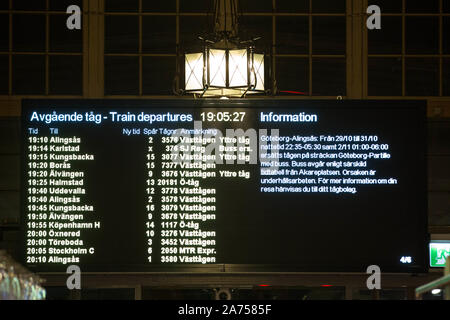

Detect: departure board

[21,99,428,273]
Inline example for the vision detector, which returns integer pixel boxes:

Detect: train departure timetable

[21,99,428,273]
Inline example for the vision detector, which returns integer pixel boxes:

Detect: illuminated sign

[21,99,428,273]
[430,241,450,268]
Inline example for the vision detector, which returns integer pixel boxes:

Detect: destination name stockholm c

[260,112,318,123]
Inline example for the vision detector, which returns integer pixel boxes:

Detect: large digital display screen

[21,99,428,273]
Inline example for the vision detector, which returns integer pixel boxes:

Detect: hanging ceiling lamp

[184,0,265,98]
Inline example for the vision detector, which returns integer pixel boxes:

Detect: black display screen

[21,99,428,273]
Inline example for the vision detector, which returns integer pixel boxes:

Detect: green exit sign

[429,241,450,268]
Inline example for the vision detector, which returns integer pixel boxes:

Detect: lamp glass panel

[202,88,245,97]
[229,49,248,87]
[208,49,227,87]
[185,53,204,91]
[252,53,265,91]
